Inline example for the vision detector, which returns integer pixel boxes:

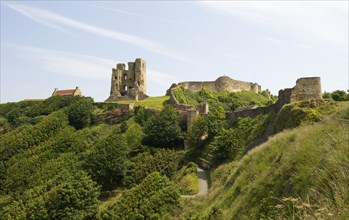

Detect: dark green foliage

[0,111,68,163]
[186,116,209,149]
[41,96,83,115]
[207,106,226,138]
[172,88,272,111]
[119,121,128,133]
[143,105,183,148]
[323,90,349,101]
[45,170,100,219]
[101,172,179,220]
[86,133,130,190]
[210,128,245,161]
[1,169,100,220]
[134,106,153,126]
[0,117,10,134]
[0,96,90,128]
[124,149,183,186]
[331,90,349,101]
[66,98,94,129]
[124,122,145,156]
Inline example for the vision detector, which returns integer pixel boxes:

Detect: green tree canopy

[66,98,94,129]
[86,132,130,190]
[143,105,183,148]
[101,172,179,220]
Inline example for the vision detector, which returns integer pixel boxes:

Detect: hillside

[172,87,273,111]
[0,94,348,219]
[175,102,349,219]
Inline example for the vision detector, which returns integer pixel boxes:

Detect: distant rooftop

[52,86,82,96]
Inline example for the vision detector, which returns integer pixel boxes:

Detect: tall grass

[175,102,349,219]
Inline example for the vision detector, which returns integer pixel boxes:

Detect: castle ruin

[106,58,148,101]
[168,76,261,94]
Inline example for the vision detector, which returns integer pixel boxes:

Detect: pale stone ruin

[167,76,261,95]
[106,58,148,101]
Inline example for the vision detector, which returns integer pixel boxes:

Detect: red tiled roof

[54,89,75,95]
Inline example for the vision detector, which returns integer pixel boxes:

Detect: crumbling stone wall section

[290,77,322,102]
[228,77,322,121]
[173,76,261,93]
[106,58,148,102]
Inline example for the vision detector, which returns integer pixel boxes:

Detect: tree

[207,105,226,138]
[210,128,245,161]
[186,116,209,149]
[143,105,183,148]
[124,149,183,186]
[86,133,130,190]
[66,98,94,129]
[134,106,152,126]
[101,172,179,220]
[46,170,100,219]
[331,90,349,101]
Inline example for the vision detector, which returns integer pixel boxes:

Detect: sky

[1,1,348,103]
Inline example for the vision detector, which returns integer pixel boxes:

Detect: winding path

[181,166,208,198]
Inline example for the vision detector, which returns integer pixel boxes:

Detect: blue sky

[1,1,348,103]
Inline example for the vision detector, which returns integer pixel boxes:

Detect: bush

[124,149,183,186]
[101,172,179,219]
[331,90,349,101]
[186,116,209,149]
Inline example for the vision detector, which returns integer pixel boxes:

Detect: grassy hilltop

[0,91,348,219]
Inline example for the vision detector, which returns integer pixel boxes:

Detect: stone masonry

[168,76,261,95]
[227,77,322,121]
[106,58,148,101]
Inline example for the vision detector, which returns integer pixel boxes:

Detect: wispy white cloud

[4,3,185,60]
[202,1,348,45]
[4,43,177,88]
[90,4,186,25]
[5,43,115,79]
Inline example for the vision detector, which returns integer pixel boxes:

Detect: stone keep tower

[107,58,148,101]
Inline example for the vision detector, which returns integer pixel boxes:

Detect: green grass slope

[117,96,169,110]
[177,102,349,219]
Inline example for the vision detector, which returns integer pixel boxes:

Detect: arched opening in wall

[124,74,127,80]
[124,85,128,91]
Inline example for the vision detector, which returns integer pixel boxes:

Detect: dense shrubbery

[124,149,184,186]
[323,90,349,101]
[173,87,272,111]
[86,132,130,190]
[101,172,179,220]
[1,91,346,219]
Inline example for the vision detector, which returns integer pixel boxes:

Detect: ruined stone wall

[227,77,322,121]
[179,81,216,92]
[290,77,322,102]
[173,76,261,94]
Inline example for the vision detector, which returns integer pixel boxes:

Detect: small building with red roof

[52,86,82,96]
